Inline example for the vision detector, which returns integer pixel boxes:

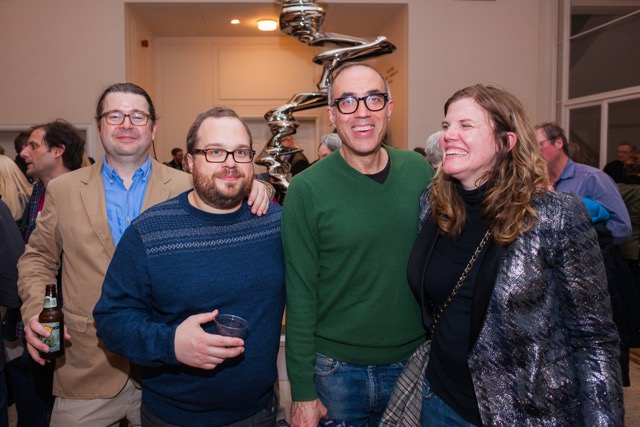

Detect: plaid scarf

[19,181,46,243]
[380,340,431,427]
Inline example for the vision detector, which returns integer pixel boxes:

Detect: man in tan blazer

[17,83,273,427]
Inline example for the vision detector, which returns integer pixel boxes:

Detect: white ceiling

[126,2,405,38]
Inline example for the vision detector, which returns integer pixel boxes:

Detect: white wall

[0,0,556,160]
[0,0,126,159]
[153,36,324,164]
[407,0,556,148]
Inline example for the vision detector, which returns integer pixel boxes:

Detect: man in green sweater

[282,63,434,427]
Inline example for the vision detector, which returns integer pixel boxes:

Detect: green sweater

[282,146,434,400]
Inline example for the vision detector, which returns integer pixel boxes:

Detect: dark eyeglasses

[192,148,255,163]
[332,93,389,115]
[101,110,151,126]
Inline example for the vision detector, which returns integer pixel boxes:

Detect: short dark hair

[536,122,569,155]
[30,119,86,171]
[186,107,253,153]
[618,142,636,152]
[171,147,183,156]
[95,83,156,130]
[14,131,30,153]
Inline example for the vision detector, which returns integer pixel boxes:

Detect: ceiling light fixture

[230,19,240,25]
[257,19,278,31]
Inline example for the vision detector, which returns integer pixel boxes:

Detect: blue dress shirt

[102,155,151,246]
[554,158,631,244]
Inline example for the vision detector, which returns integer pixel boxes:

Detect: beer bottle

[38,284,64,360]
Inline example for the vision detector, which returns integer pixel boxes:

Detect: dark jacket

[594,222,640,347]
[410,189,624,426]
[288,151,310,176]
[0,200,24,370]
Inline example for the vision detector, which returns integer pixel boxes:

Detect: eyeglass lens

[335,94,387,114]
[103,111,149,126]
[201,148,254,163]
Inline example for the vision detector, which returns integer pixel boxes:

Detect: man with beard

[93,106,285,427]
[18,84,274,427]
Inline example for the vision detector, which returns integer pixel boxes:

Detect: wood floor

[626,349,640,426]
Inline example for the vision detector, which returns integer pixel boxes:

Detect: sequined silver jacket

[416,190,624,426]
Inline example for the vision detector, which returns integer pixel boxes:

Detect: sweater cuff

[290,377,319,402]
[167,325,181,365]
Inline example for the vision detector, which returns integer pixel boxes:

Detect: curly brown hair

[430,84,549,245]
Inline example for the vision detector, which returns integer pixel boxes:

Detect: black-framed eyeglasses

[332,93,389,115]
[101,110,151,126]
[192,148,255,163]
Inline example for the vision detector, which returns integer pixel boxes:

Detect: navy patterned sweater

[94,191,284,426]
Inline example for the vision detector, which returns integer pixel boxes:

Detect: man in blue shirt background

[536,121,631,244]
[536,121,635,387]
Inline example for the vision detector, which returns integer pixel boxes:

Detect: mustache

[214,169,245,179]
[113,130,140,138]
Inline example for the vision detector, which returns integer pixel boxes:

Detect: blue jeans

[314,353,406,427]
[421,377,477,427]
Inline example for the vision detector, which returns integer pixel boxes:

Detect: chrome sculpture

[254,0,396,202]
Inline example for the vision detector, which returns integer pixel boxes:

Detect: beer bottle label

[43,296,57,309]
[41,322,61,352]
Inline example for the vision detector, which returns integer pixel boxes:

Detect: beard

[192,167,252,210]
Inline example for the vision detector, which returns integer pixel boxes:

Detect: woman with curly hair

[395,84,623,426]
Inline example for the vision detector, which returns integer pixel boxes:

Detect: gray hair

[425,130,443,168]
[320,133,342,152]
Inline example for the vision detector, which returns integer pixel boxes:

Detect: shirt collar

[557,158,576,182]
[101,155,152,182]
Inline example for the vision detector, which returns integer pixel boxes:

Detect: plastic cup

[215,314,249,339]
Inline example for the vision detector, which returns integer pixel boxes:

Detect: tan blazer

[18,158,192,399]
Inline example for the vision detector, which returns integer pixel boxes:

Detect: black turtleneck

[423,184,490,425]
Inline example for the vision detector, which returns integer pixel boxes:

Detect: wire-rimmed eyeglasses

[101,110,151,126]
[192,148,255,163]
[538,138,551,148]
[332,93,389,115]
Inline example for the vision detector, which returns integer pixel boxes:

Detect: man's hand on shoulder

[248,179,275,216]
